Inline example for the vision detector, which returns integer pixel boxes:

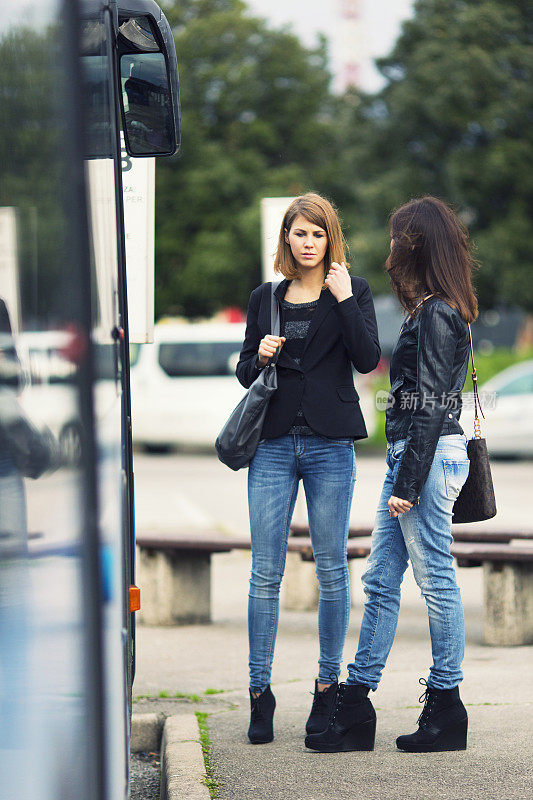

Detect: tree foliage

[155,0,533,316]
[156,0,343,317]
[341,0,533,308]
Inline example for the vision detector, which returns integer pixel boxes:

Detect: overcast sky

[244,0,414,92]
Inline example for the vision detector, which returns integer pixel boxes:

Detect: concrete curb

[131,712,166,753]
[160,714,210,800]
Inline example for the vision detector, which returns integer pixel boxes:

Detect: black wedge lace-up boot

[304,682,376,752]
[305,679,338,735]
[247,685,276,744]
[396,678,468,753]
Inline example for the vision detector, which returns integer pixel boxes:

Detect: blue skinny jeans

[247,433,356,692]
[346,433,470,691]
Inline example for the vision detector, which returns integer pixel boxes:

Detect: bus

[0,1,180,798]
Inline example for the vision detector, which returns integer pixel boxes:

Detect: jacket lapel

[267,279,337,368]
[273,279,288,303]
[301,287,337,357]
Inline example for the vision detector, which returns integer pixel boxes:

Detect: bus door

[0,0,179,798]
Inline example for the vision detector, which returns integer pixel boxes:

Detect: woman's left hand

[388,495,413,517]
[325,262,353,303]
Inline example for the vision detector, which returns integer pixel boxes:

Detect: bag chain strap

[468,323,484,439]
[413,292,435,311]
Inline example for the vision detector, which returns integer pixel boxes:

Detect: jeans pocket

[443,459,470,500]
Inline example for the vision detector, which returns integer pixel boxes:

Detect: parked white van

[130,322,247,449]
[130,320,377,450]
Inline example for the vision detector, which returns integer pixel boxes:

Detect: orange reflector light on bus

[129,585,141,612]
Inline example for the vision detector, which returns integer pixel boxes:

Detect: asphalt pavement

[132,451,533,800]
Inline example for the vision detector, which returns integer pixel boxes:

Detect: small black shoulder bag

[452,324,497,524]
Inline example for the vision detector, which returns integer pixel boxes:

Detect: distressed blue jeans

[247,433,356,692]
[347,434,469,691]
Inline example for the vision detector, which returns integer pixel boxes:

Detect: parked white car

[130,321,376,450]
[460,360,533,457]
[130,322,247,449]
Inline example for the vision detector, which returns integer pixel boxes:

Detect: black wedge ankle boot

[306,679,338,735]
[305,682,376,752]
[247,685,276,744]
[396,678,468,753]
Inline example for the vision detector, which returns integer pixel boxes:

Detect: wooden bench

[288,524,533,628]
[291,522,533,544]
[135,531,372,625]
[136,529,533,645]
[450,541,533,646]
[292,525,533,644]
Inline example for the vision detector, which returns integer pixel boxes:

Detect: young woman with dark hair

[236,193,381,744]
[306,196,478,754]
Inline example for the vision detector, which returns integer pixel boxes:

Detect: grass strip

[134,690,203,702]
[195,712,220,799]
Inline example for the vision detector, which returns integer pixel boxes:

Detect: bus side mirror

[117,11,181,157]
[120,52,176,156]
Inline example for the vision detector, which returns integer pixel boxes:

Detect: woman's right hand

[257,335,286,366]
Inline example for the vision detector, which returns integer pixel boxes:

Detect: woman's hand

[325,262,353,303]
[258,335,286,366]
[388,495,413,517]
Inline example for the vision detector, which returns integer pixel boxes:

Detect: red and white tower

[335,0,365,92]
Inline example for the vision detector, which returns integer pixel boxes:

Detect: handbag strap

[270,281,281,365]
[270,281,280,335]
[467,323,485,439]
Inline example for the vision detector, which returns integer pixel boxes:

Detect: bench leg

[282,551,319,611]
[137,547,211,625]
[483,561,533,646]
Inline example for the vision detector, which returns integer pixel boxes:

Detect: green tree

[156,0,344,318]
[0,26,72,323]
[340,0,533,309]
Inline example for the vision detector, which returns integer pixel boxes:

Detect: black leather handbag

[452,325,497,524]
[215,282,281,471]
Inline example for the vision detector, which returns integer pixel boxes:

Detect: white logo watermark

[375,390,498,412]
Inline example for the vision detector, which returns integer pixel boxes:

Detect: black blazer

[236,277,381,439]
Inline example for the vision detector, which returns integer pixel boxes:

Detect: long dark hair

[386,196,478,323]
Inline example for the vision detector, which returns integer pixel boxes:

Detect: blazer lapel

[267,279,336,368]
[273,279,289,303]
[301,287,337,357]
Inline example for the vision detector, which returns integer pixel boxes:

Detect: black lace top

[280,297,319,436]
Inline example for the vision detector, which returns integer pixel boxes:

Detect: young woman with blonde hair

[236,193,381,744]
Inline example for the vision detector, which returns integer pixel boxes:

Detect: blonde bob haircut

[273,193,349,282]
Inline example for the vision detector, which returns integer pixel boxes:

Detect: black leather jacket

[386,296,470,503]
